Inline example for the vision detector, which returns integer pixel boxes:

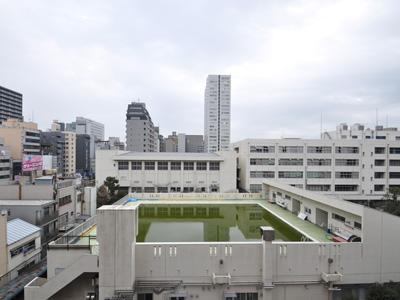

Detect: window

[279,146,303,153]
[335,146,359,154]
[354,221,362,230]
[183,187,194,193]
[249,184,262,193]
[157,161,168,170]
[59,195,72,206]
[375,147,386,154]
[250,158,275,165]
[209,162,220,171]
[171,162,181,170]
[250,146,275,153]
[170,187,181,192]
[10,239,36,257]
[235,293,259,300]
[376,136,386,140]
[183,162,194,170]
[306,185,331,192]
[157,187,168,193]
[144,187,155,193]
[304,207,312,214]
[389,160,400,166]
[307,146,332,153]
[335,172,359,179]
[196,161,207,170]
[307,159,331,166]
[306,171,331,179]
[250,171,275,178]
[335,185,358,192]
[375,159,385,166]
[335,159,359,166]
[332,213,346,222]
[374,172,385,179]
[138,293,153,300]
[278,171,303,178]
[374,185,385,192]
[278,158,303,166]
[144,161,155,170]
[390,172,400,179]
[390,148,400,154]
[118,161,129,170]
[131,187,142,193]
[131,161,142,170]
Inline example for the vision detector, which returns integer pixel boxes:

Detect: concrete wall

[0,211,7,276]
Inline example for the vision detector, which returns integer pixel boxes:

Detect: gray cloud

[0,0,399,142]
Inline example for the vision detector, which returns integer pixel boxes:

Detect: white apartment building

[233,138,400,200]
[323,123,400,141]
[63,132,76,176]
[25,181,400,300]
[75,116,105,141]
[1,215,41,282]
[95,150,237,193]
[204,75,231,153]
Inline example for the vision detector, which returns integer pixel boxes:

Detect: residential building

[25,181,400,300]
[164,131,178,152]
[95,150,237,193]
[0,119,41,177]
[0,200,58,247]
[323,123,400,141]
[204,75,231,152]
[74,117,105,174]
[50,120,65,132]
[40,131,65,174]
[233,138,400,200]
[0,214,41,281]
[76,134,91,177]
[0,85,23,124]
[63,131,76,176]
[95,137,125,151]
[126,102,156,152]
[162,132,204,153]
[0,137,11,184]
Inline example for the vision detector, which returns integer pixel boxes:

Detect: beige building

[0,119,40,161]
[63,131,76,176]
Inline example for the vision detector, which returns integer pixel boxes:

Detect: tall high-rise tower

[204,75,231,152]
[126,102,156,152]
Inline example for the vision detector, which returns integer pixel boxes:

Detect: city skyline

[1,1,400,142]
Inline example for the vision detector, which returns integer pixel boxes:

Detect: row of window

[118,161,220,171]
[131,186,219,193]
[249,184,359,193]
[250,158,361,166]
[250,171,361,179]
[250,146,400,155]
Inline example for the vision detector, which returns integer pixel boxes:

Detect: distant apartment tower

[63,132,76,176]
[40,131,65,173]
[0,85,23,124]
[323,123,400,141]
[126,102,156,152]
[204,75,231,152]
[75,117,105,141]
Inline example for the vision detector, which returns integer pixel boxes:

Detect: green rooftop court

[50,193,334,248]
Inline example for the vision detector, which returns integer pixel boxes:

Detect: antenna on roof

[375,108,379,127]
[320,112,323,138]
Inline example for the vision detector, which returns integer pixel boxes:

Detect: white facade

[75,116,105,141]
[233,138,400,199]
[95,150,237,193]
[25,183,400,300]
[4,218,41,281]
[204,75,231,153]
[0,137,11,184]
[323,123,400,141]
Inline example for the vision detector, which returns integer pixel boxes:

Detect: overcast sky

[1,0,399,142]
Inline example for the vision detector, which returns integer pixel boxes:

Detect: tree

[97,184,110,208]
[380,187,400,217]
[104,177,120,200]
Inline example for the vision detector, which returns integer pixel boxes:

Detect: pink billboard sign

[22,155,43,172]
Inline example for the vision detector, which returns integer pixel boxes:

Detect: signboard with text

[22,155,43,172]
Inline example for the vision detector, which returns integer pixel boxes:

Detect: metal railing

[0,253,42,288]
